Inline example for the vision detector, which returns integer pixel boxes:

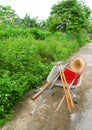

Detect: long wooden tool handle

[58,64,71,113]
[55,78,75,112]
[31,75,59,115]
[31,74,58,100]
[55,95,65,112]
[61,66,75,108]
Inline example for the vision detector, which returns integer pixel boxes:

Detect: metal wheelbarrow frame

[31,63,83,114]
[47,64,82,103]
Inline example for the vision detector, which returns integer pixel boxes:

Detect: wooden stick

[55,95,65,112]
[58,64,71,113]
[55,78,75,112]
[60,64,75,108]
[31,75,59,115]
[31,74,58,100]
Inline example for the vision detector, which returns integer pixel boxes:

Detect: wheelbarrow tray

[47,64,82,89]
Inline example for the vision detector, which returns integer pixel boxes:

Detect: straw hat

[69,56,86,76]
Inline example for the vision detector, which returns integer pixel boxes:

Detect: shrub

[30,28,51,40]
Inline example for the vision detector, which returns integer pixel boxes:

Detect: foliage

[86,20,92,39]
[0,27,51,40]
[47,0,92,33]
[0,5,47,30]
[30,28,51,40]
[0,5,19,27]
[21,14,39,28]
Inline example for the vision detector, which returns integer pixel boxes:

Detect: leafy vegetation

[47,0,91,34]
[0,0,92,127]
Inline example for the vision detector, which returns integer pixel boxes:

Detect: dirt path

[1,42,92,130]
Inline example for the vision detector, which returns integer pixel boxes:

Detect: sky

[0,0,92,20]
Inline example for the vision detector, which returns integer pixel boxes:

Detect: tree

[21,14,40,28]
[47,0,92,33]
[0,5,19,27]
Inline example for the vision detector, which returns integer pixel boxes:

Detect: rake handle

[55,78,75,112]
[58,64,71,113]
[31,75,59,115]
[31,74,58,100]
[61,66,75,108]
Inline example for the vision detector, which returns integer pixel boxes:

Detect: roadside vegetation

[0,0,92,126]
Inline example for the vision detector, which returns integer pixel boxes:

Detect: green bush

[0,70,18,120]
[0,27,51,40]
[30,28,44,40]
[0,30,87,126]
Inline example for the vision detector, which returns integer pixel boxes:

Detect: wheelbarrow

[47,63,82,103]
[31,57,86,114]
[31,63,82,115]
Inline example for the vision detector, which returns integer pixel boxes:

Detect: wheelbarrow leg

[70,88,77,104]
